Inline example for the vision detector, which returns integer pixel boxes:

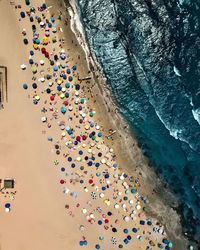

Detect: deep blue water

[75,0,200,242]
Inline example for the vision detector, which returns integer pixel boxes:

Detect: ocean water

[73,0,200,242]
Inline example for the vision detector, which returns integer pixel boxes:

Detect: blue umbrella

[32,83,37,89]
[57,85,62,91]
[67,68,71,74]
[65,92,69,98]
[29,58,34,64]
[72,65,77,70]
[42,3,47,9]
[124,238,129,244]
[30,50,34,55]
[23,83,28,89]
[33,99,38,105]
[68,157,72,162]
[50,17,55,22]
[5,203,10,208]
[132,228,137,233]
[75,84,80,90]
[61,106,66,114]
[98,132,103,137]
[20,12,25,18]
[60,54,66,60]
[65,82,70,88]
[48,135,53,141]
[105,173,109,179]
[53,65,59,71]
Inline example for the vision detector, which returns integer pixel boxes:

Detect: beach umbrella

[23,38,28,45]
[124,239,129,244]
[67,68,71,74]
[33,44,38,50]
[60,179,65,184]
[20,64,27,70]
[32,83,37,89]
[168,242,173,248]
[75,84,80,90]
[29,58,33,64]
[60,54,66,60]
[52,27,57,33]
[65,82,70,88]
[30,50,34,55]
[95,244,100,249]
[50,17,55,23]
[61,107,66,114]
[29,16,34,22]
[127,236,131,241]
[25,0,30,5]
[31,65,37,74]
[41,47,46,54]
[48,135,53,141]
[45,52,49,58]
[48,22,52,28]
[54,65,59,71]
[132,228,137,233]
[42,3,47,9]
[32,24,36,32]
[23,83,28,89]
[50,60,54,66]
[72,65,77,70]
[33,99,38,105]
[40,60,44,65]
[68,76,73,82]
[20,12,25,18]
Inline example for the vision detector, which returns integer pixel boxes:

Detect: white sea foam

[173,66,181,77]
[192,108,200,125]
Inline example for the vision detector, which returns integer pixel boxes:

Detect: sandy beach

[0,0,189,249]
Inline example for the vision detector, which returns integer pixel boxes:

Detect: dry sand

[0,0,184,249]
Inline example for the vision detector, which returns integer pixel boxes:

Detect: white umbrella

[20,64,27,70]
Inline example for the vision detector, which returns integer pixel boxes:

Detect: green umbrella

[31,65,37,74]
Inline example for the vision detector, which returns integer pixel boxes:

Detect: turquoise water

[74,0,200,243]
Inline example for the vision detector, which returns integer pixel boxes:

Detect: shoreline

[61,0,192,248]
[0,0,194,249]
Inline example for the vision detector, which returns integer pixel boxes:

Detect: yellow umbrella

[60,93,65,99]
[35,95,40,100]
[33,44,38,50]
[57,79,62,85]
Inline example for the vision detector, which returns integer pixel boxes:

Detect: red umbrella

[82,135,87,140]
[41,47,46,54]
[88,179,93,184]
[105,219,109,224]
[50,95,54,101]
[45,51,49,58]
[63,100,68,106]
[76,136,81,141]
[60,179,65,184]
